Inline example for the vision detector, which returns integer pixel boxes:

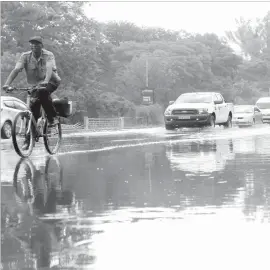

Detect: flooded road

[1,125,270,270]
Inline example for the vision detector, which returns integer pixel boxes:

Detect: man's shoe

[48,118,59,127]
[22,138,30,151]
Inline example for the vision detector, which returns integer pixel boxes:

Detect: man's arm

[3,54,25,87]
[4,68,21,86]
[43,54,54,83]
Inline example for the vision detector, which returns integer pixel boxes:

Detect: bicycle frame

[24,94,47,138]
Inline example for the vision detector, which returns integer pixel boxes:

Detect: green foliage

[135,104,164,125]
[96,92,136,117]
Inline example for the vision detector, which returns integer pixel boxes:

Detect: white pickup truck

[164,92,233,130]
[256,97,270,124]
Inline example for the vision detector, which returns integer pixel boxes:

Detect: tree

[2,1,267,117]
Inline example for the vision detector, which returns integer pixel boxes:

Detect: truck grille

[172,109,198,115]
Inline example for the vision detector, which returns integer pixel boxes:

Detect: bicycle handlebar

[4,85,47,93]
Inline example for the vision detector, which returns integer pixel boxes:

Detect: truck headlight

[164,109,172,116]
[198,109,208,114]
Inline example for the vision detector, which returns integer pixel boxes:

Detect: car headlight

[164,109,172,116]
[198,108,208,114]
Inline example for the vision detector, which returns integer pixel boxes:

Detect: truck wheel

[223,115,232,128]
[165,124,175,130]
[208,115,215,127]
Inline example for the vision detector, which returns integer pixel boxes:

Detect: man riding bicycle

[2,36,61,150]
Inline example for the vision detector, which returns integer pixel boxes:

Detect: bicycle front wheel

[43,119,62,155]
[12,111,35,158]
[13,158,35,204]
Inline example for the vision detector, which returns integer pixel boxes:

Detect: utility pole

[145,57,148,88]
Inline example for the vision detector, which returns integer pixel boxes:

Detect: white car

[233,105,263,127]
[1,96,27,139]
[256,97,270,124]
[164,92,234,129]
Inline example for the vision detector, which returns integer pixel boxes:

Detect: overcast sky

[84,1,270,37]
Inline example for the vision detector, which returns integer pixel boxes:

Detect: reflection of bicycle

[13,156,68,214]
[10,157,74,269]
[5,86,71,157]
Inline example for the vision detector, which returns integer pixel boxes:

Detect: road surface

[1,125,270,270]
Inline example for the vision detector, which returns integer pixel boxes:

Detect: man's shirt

[15,49,61,87]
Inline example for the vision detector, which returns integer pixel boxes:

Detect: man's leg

[30,98,42,123]
[22,98,41,150]
[39,83,58,125]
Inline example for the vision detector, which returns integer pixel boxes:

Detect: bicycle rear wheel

[12,111,35,157]
[43,118,62,155]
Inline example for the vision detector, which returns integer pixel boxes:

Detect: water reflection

[1,156,75,270]
[166,138,235,173]
[233,135,270,155]
[1,131,270,269]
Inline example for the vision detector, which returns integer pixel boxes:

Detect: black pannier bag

[53,98,72,118]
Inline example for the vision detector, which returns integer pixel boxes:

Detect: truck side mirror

[169,101,174,105]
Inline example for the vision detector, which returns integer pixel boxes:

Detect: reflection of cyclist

[12,156,74,269]
[13,157,74,214]
[32,168,58,215]
[3,36,61,150]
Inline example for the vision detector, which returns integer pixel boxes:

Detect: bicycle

[13,156,63,204]
[13,156,73,213]
[5,85,70,157]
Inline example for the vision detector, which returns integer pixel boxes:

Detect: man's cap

[29,36,43,44]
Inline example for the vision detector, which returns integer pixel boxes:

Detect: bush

[135,104,164,125]
[96,92,136,117]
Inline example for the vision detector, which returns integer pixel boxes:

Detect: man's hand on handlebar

[38,82,48,88]
[2,85,14,93]
[2,84,47,94]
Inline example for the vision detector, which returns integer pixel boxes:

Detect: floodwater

[1,125,270,270]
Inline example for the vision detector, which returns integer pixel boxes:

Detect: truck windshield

[176,93,212,103]
[257,102,270,109]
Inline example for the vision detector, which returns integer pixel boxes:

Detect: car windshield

[256,102,270,109]
[175,93,212,103]
[234,106,253,113]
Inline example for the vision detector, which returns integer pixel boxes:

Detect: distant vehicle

[164,92,233,130]
[1,96,27,139]
[255,97,270,124]
[233,105,263,127]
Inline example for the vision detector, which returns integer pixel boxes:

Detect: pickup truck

[255,97,270,124]
[164,92,233,130]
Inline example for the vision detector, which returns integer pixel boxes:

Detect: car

[164,92,233,129]
[1,96,27,139]
[232,105,263,127]
[255,97,270,124]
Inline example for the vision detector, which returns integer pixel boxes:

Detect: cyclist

[2,36,61,150]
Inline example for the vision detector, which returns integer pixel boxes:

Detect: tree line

[2,2,270,123]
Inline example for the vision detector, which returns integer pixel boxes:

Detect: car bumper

[262,116,270,123]
[164,114,211,127]
[232,119,253,126]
